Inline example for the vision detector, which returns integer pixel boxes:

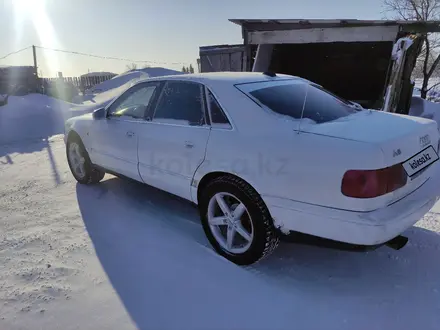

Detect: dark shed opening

[268,42,394,109]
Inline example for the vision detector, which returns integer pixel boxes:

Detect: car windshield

[239,81,360,124]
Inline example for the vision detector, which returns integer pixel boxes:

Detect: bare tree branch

[410,0,423,19]
[383,0,440,98]
[427,81,440,91]
[424,36,431,77]
[428,53,440,77]
[125,63,138,72]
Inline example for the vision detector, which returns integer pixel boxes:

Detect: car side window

[152,81,206,126]
[207,89,231,129]
[108,83,159,119]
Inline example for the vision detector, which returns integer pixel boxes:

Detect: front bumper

[264,163,440,246]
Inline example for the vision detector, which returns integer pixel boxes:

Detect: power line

[0,46,32,61]
[35,46,191,66]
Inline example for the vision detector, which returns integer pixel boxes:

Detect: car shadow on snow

[76,176,440,329]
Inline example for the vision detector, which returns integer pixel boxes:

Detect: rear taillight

[341,164,407,198]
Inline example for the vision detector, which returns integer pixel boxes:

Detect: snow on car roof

[134,71,308,86]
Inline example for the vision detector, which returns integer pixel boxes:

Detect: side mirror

[92,107,107,119]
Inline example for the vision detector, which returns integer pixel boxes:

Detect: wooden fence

[40,74,116,94]
[0,68,117,102]
[39,74,117,102]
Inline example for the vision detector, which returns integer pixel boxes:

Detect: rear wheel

[199,175,279,265]
[66,135,105,184]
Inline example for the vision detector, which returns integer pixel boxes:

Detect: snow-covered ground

[2,134,440,330]
[0,94,90,146]
[410,96,440,128]
[2,86,440,330]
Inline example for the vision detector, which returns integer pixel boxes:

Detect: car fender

[190,162,265,205]
[64,115,93,152]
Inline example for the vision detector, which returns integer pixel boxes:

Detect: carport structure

[211,19,440,114]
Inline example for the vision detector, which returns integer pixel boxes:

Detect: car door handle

[126,131,135,138]
[184,141,194,148]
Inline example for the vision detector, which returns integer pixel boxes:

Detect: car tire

[199,175,279,265]
[66,134,105,185]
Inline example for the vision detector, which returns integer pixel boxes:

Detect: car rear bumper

[264,163,440,246]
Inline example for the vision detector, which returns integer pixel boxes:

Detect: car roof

[134,71,310,86]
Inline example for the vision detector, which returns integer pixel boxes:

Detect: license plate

[402,146,439,177]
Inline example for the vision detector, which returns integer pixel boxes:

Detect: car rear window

[238,81,359,124]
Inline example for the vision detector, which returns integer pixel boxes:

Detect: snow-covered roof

[126,67,184,77]
[199,44,245,53]
[80,72,116,78]
[229,19,440,33]
[138,67,184,77]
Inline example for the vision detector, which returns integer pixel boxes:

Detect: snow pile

[70,79,140,114]
[81,71,116,78]
[413,78,440,101]
[409,96,440,130]
[69,71,152,112]
[137,67,184,77]
[0,94,90,145]
[76,67,183,99]
[70,67,185,112]
[82,71,150,95]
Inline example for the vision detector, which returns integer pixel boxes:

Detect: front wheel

[66,136,105,184]
[199,175,279,265]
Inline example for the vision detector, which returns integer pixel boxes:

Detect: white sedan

[65,72,440,265]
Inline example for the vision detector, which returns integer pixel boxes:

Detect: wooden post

[32,45,37,75]
[32,45,40,92]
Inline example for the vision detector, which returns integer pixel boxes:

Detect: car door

[137,80,211,201]
[89,81,161,181]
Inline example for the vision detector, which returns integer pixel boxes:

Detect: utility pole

[32,45,37,76]
[32,45,40,92]
[32,45,42,93]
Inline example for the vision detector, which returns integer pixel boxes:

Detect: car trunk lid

[302,109,440,204]
[303,110,438,163]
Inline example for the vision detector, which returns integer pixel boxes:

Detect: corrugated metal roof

[200,44,244,50]
[199,44,245,55]
[229,19,440,33]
